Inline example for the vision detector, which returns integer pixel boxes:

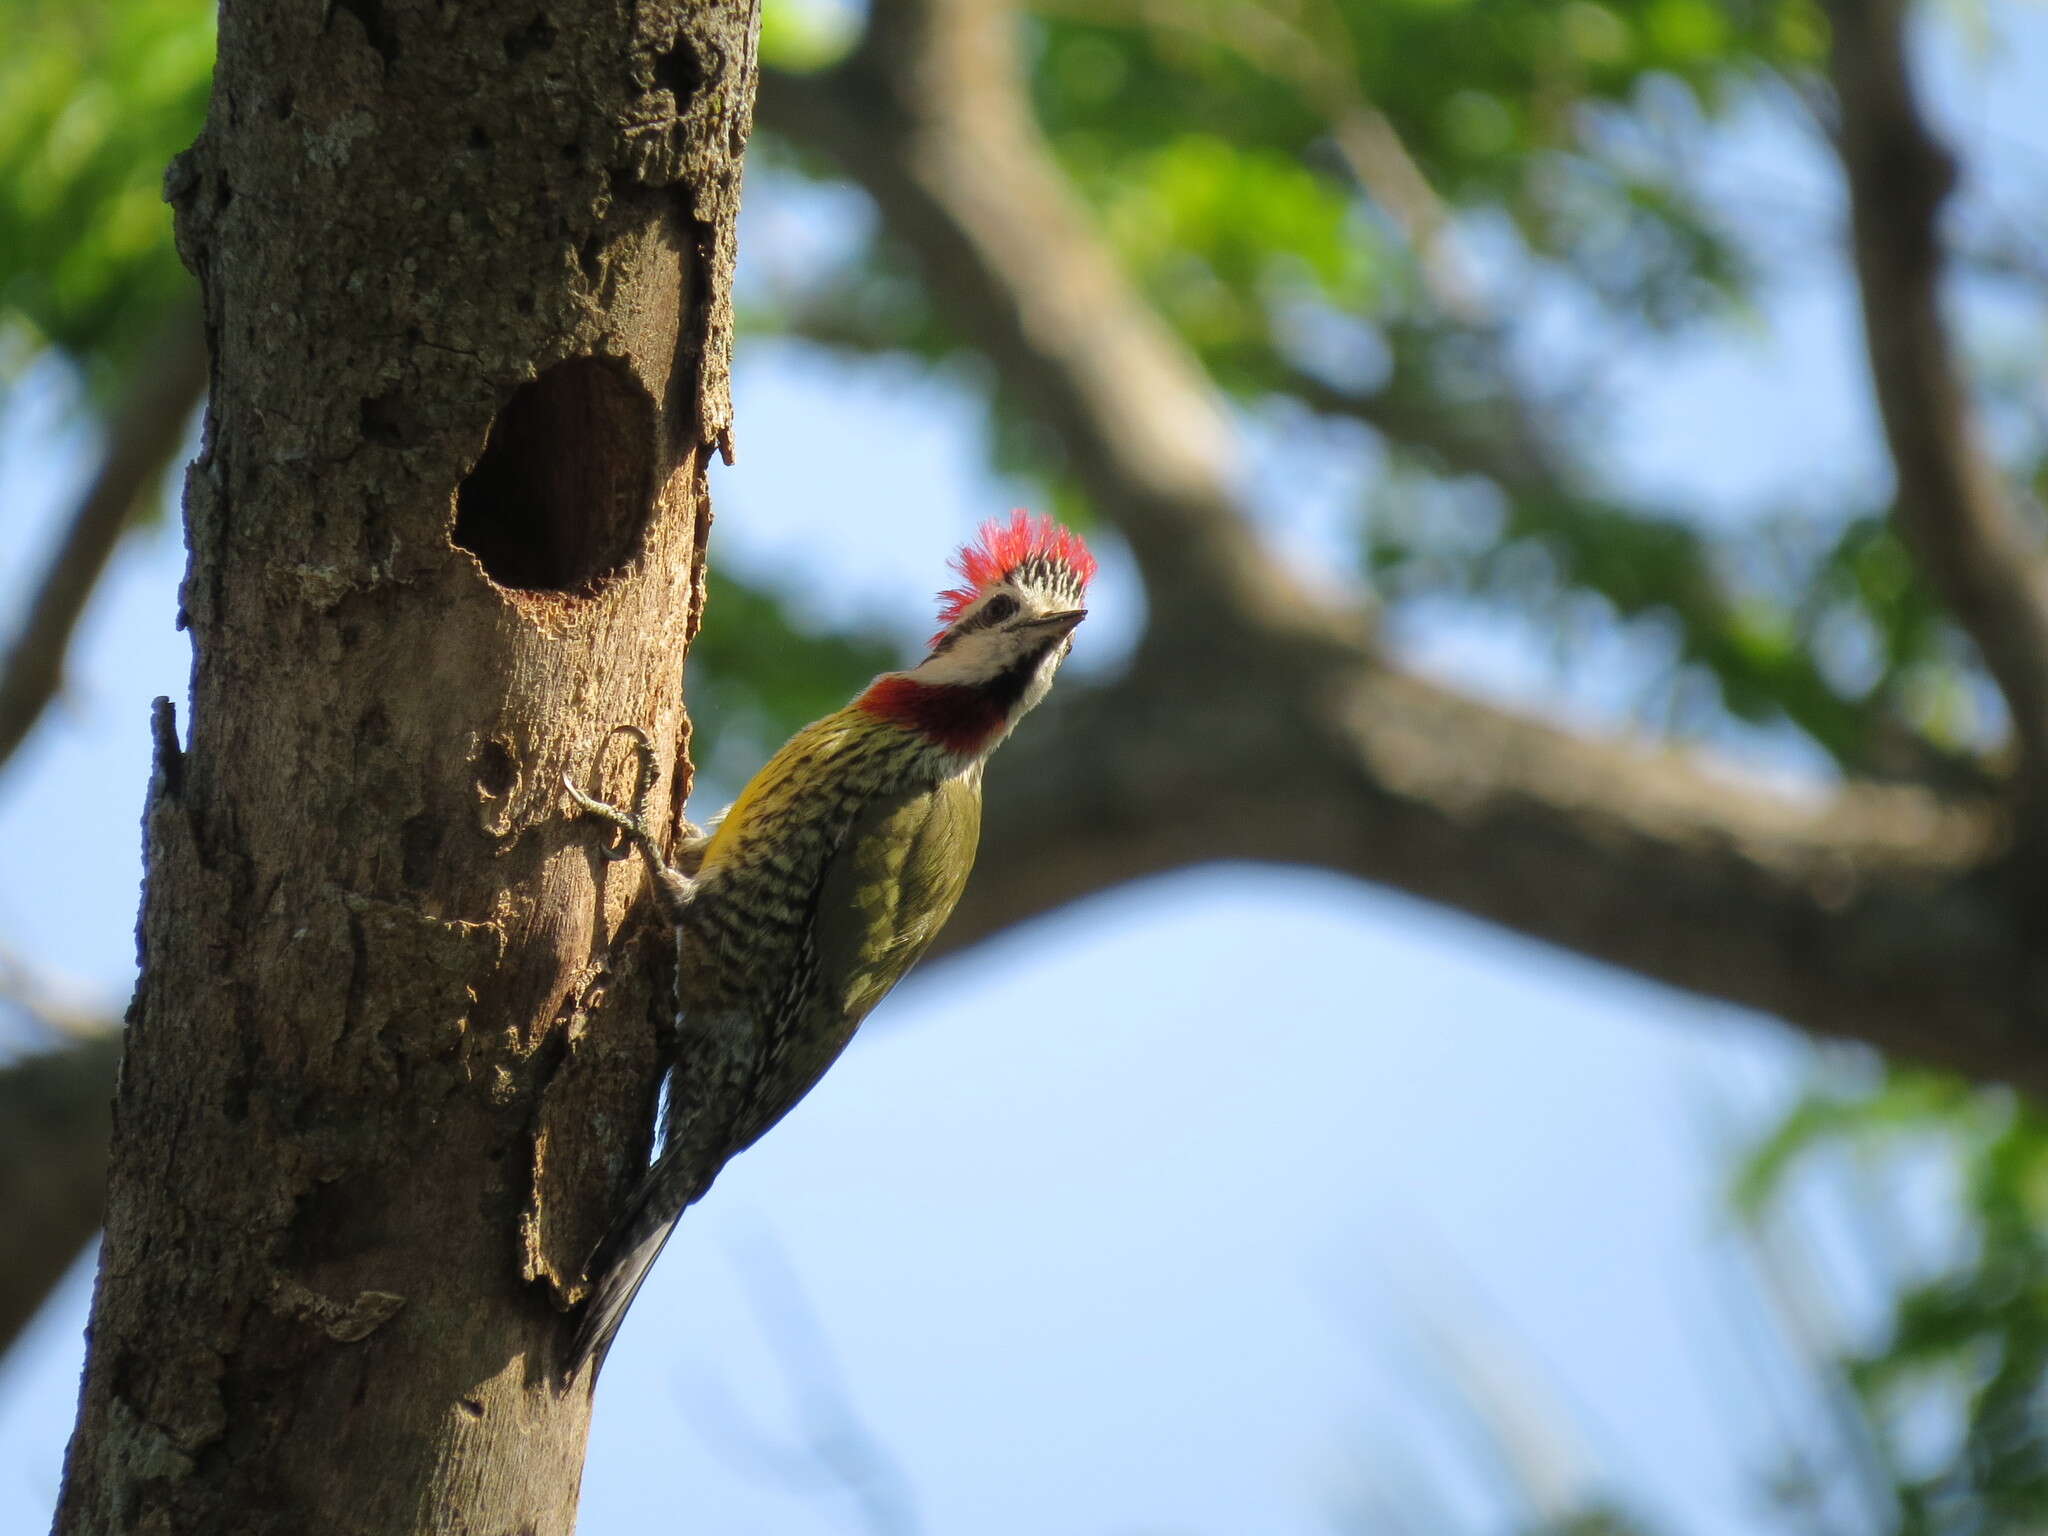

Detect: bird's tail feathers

[563,1159,695,1381]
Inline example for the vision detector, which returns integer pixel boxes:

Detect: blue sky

[3,7,2045,1532]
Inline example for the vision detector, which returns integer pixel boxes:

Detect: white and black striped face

[911,573,1088,716]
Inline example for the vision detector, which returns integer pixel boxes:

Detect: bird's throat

[855,676,1008,756]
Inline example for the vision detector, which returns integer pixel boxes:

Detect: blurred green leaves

[0,0,212,396]
[757,0,860,73]
[1740,1074,2048,1533]
[751,0,1983,777]
[1092,134,1383,391]
[0,0,1895,783]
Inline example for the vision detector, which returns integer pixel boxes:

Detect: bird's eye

[981,593,1020,623]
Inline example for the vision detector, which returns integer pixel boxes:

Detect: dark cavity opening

[653,36,705,102]
[454,356,656,593]
[474,738,518,797]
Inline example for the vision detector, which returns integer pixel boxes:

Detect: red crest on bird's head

[932,511,1097,644]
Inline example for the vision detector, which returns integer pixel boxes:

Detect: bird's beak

[1028,608,1088,638]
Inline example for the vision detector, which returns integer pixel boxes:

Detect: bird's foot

[563,724,663,864]
[565,726,701,923]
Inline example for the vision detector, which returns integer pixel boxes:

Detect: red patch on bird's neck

[856,676,1006,755]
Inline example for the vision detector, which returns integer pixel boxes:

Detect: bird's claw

[560,775,644,860]
[565,724,663,863]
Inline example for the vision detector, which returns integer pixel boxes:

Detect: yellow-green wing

[811,773,982,1028]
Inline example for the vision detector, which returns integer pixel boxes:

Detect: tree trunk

[51,1,758,1531]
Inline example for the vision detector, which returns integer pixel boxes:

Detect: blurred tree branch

[0,1027,117,1360]
[1823,0,2048,804]
[0,304,205,775]
[774,0,1318,650]
[1033,0,1478,317]
[760,0,2048,1093]
[0,302,199,1341]
[940,667,2028,1086]
[1284,362,1986,787]
[681,1229,925,1536]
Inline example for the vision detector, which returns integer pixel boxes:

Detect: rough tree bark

[51,1,759,1531]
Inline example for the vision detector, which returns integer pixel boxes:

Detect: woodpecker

[562,512,1094,1375]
